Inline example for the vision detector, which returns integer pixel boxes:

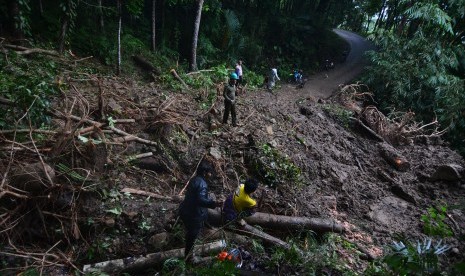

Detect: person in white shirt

[267,67,280,91]
[235,60,243,86]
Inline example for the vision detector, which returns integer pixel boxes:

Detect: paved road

[301,29,375,99]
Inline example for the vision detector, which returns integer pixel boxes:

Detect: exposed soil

[1,30,464,275]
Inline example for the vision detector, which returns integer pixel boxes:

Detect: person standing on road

[223,72,238,127]
[178,160,222,263]
[267,66,280,91]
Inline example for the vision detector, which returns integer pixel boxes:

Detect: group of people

[178,160,260,263]
[222,60,284,127]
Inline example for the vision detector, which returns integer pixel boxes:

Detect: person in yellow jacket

[222,178,260,223]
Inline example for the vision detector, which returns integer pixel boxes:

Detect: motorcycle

[287,70,306,89]
[324,59,335,71]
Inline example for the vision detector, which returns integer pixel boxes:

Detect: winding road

[307,29,375,99]
[245,29,374,118]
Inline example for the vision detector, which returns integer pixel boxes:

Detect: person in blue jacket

[178,160,222,263]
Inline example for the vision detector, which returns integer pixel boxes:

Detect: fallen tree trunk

[4,44,59,57]
[132,55,161,75]
[378,143,410,171]
[350,117,384,142]
[83,240,225,274]
[207,209,345,233]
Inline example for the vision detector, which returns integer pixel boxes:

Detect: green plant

[322,104,353,128]
[162,258,186,275]
[267,242,303,269]
[382,238,450,275]
[192,258,239,275]
[254,143,302,187]
[86,238,111,260]
[421,205,453,237]
[138,215,151,231]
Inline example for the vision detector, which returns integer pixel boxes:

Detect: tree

[117,0,122,75]
[189,0,204,72]
[151,0,156,52]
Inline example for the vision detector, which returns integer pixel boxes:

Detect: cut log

[207,209,345,233]
[83,240,226,274]
[378,143,410,171]
[170,69,188,88]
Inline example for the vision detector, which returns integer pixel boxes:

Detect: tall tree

[189,0,204,72]
[117,0,122,75]
[151,0,156,52]
[98,0,105,32]
[58,0,77,54]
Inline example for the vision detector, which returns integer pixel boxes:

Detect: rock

[148,232,169,249]
[266,125,273,135]
[123,211,138,221]
[209,147,222,160]
[451,248,459,255]
[104,217,116,228]
[431,164,463,182]
[321,195,337,210]
[108,98,123,114]
[269,140,278,148]
[9,162,56,193]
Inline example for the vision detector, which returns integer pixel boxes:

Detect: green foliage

[0,55,58,128]
[322,104,353,128]
[56,163,88,182]
[421,205,453,237]
[380,239,449,276]
[162,258,186,275]
[266,242,303,269]
[364,0,465,156]
[17,0,32,37]
[193,258,239,275]
[254,143,302,187]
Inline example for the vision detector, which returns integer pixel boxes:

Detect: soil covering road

[2,30,464,275]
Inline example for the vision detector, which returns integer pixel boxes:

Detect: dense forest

[1,0,465,275]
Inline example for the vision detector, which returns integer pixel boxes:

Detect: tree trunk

[189,0,204,72]
[378,142,410,171]
[9,0,24,43]
[83,240,226,274]
[38,0,44,16]
[58,17,69,54]
[116,0,122,75]
[98,0,105,32]
[207,209,345,233]
[151,0,156,52]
